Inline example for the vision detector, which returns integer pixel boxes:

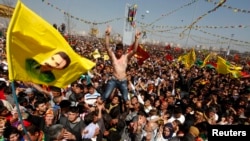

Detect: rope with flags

[180,0,227,36]
[42,0,123,25]
[205,0,250,14]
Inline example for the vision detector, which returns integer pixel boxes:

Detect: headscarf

[162,122,174,139]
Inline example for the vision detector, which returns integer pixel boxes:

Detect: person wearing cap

[24,87,36,105]
[24,87,33,94]
[16,89,35,114]
[181,126,200,141]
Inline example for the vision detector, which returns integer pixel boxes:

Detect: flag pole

[10,82,30,138]
[122,3,129,46]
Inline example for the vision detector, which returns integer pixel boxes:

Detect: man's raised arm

[105,25,113,58]
[127,30,141,59]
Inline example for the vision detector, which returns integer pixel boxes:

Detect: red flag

[165,44,171,50]
[174,47,181,52]
[241,71,250,78]
[128,44,150,65]
[205,61,217,68]
[234,54,240,62]
[165,54,173,62]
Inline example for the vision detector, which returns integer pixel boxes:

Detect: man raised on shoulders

[99,25,141,104]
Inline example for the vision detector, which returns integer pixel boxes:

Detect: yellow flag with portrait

[7,0,95,88]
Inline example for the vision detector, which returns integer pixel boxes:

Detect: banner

[128,44,150,65]
[216,56,242,78]
[178,48,196,69]
[7,0,95,88]
[123,3,136,46]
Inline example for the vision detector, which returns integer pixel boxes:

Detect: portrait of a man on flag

[25,51,71,83]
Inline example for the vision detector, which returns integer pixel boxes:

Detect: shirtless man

[100,25,141,103]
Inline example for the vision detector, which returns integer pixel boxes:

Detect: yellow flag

[216,56,230,74]
[201,53,211,68]
[178,48,196,69]
[102,52,109,61]
[216,56,242,78]
[92,49,101,59]
[229,70,241,78]
[200,52,217,68]
[7,1,95,88]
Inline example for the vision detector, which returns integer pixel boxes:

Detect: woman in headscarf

[156,122,174,141]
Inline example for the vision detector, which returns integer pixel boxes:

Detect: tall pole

[123,3,129,36]
[122,3,129,46]
[122,3,135,46]
[226,34,234,57]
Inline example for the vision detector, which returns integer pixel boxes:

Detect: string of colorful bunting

[40,0,249,49]
[180,0,227,36]
[205,0,250,14]
[42,0,249,33]
[43,1,123,25]
[189,35,226,45]
[137,21,250,30]
[146,0,198,27]
[194,28,250,45]
[139,24,250,48]
[190,35,250,51]
[144,28,250,49]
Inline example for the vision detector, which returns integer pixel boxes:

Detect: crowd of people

[0,25,249,141]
